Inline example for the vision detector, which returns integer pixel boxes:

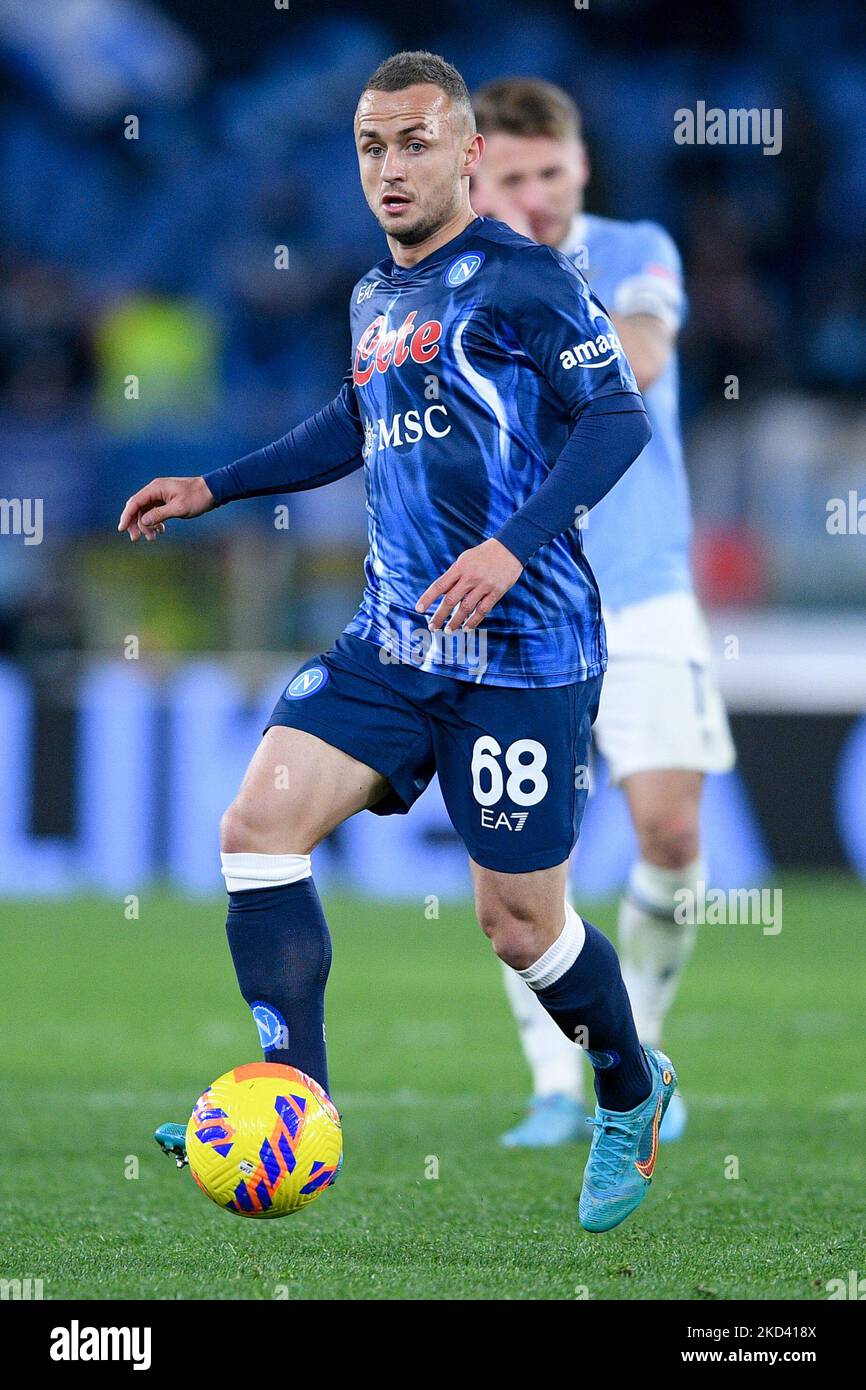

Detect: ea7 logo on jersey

[356,279,380,305]
[353,311,442,386]
[559,329,622,370]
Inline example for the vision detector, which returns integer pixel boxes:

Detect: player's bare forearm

[416,537,524,633]
[117,476,216,542]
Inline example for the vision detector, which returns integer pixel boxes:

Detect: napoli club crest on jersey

[444,252,484,287]
[286,667,328,699]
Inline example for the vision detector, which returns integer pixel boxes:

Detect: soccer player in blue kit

[118,52,678,1233]
[472,78,736,1149]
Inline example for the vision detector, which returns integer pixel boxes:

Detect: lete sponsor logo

[353,311,442,385]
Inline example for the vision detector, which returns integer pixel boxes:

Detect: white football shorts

[593,590,736,785]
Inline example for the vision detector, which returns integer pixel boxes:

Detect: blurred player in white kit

[472,78,735,1146]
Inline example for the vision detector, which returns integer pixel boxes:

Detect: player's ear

[463,131,484,179]
[576,139,590,190]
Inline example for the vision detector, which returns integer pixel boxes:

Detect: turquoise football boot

[659,1090,686,1143]
[500,1093,589,1148]
[154,1122,188,1168]
[578,1047,677,1233]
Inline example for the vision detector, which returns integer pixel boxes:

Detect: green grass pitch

[1,873,863,1300]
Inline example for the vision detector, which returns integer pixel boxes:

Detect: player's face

[355,84,480,246]
[474,132,588,247]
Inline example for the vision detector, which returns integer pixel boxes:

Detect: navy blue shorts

[266,634,602,874]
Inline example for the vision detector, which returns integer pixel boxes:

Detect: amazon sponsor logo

[559,330,621,371]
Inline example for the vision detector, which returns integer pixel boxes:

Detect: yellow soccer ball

[186,1062,342,1217]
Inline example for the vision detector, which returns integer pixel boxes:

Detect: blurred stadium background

[1,0,865,898]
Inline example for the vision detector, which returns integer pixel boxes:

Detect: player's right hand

[117,476,216,542]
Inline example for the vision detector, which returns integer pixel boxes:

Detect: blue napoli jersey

[560,214,693,608]
[343,216,638,687]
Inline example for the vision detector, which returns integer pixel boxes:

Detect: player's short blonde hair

[363,51,475,132]
[473,78,583,143]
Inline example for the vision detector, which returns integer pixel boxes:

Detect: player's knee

[635,810,699,871]
[220,797,283,854]
[476,901,552,972]
[220,787,320,855]
[220,800,256,854]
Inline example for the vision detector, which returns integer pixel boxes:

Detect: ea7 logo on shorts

[481,809,529,832]
[444,252,484,287]
[286,667,328,699]
[559,329,622,370]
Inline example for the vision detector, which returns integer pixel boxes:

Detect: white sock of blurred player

[617,858,701,1047]
[501,957,584,1103]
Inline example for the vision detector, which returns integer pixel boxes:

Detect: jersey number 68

[470,736,549,808]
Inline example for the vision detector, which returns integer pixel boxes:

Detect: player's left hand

[416,538,524,633]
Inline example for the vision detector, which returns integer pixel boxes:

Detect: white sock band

[628,858,704,916]
[517,903,586,991]
[221,851,312,893]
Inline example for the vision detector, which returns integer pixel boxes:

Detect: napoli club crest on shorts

[286,667,328,699]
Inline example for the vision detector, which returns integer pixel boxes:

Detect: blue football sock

[533,919,651,1112]
[225,879,332,1092]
